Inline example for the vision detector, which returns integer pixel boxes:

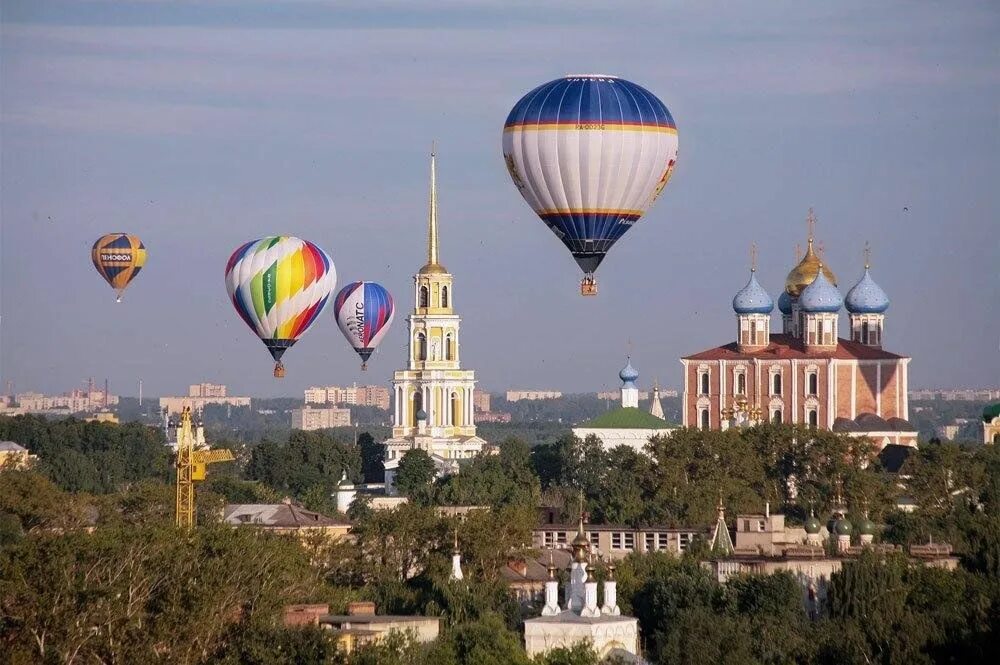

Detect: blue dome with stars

[732,270,774,314]
[845,268,889,314]
[799,268,843,313]
[619,358,639,387]
[777,290,793,315]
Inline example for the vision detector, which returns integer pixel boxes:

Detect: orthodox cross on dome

[750,242,758,272]
[863,241,872,270]
[806,207,816,243]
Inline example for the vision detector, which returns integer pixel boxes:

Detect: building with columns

[383,150,490,491]
[681,212,916,448]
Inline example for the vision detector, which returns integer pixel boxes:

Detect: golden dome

[785,239,836,297]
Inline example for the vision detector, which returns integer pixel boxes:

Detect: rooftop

[223,501,349,528]
[683,333,906,362]
[0,441,28,453]
[578,407,674,429]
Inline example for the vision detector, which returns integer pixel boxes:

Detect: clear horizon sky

[2,1,998,398]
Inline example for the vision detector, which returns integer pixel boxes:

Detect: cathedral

[383,150,490,492]
[681,211,917,448]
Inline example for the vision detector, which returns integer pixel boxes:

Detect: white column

[791,360,798,424]
[580,579,601,617]
[875,363,882,416]
[851,363,857,418]
[542,579,561,616]
[601,580,620,616]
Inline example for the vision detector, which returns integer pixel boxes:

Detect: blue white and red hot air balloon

[333,281,395,370]
[502,75,679,295]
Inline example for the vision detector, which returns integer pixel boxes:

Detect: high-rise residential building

[680,211,916,448]
[473,391,491,413]
[189,383,227,398]
[302,385,390,410]
[382,150,489,491]
[506,390,563,402]
[291,406,351,430]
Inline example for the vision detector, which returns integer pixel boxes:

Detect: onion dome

[845,267,889,314]
[777,290,792,315]
[619,358,639,386]
[804,515,821,534]
[799,268,843,313]
[733,270,774,314]
[337,471,353,488]
[785,239,837,297]
[834,517,853,536]
[857,517,876,536]
[416,408,427,421]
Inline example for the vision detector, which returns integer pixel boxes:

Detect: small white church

[523,509,642,662]
[573,358,676,453]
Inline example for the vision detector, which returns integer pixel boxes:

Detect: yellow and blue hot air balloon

[224,236,337,378]
[92,233,147,302]
[502,75,679,295]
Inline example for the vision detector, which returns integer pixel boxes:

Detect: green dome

[857,518,876,536]
[983,403,1000,423]
[804,516,821,534]
[834,518,853,536]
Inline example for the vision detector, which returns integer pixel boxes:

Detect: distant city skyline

[2,1,997,397]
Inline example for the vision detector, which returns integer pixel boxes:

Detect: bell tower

[383,146,487,492]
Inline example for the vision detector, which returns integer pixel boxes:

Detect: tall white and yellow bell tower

[383,148,488,490]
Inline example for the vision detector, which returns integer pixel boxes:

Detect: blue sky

[1,0,997,397]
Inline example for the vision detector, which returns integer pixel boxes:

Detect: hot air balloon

[224,236,336,378]
[333,281,395,370]
[502,75,678,295]
[92,233,147,302]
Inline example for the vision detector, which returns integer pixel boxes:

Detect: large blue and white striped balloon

[502,75,678,293]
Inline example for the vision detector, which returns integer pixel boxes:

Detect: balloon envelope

[224,236,336,375]
[502,75,678,282]
[92,233,147,301]
[333,281,395,368]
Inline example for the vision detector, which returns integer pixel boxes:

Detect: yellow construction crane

[175,406,234,528]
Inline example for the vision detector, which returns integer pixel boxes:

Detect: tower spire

[419,143,447,274]
[428,144,439,266]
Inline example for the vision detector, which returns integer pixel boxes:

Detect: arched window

[736,372,746,395]
[700,409,710,430]
[700,372,710,395]
[772,410,782,424]
[445,334,454,360]
[807,372,818,396]
[451,392,462,426]
[411,392,423,426]
[417,334,427,361]
[419,286,429,308]
[808,409,818,429]
[441,286,449,308]
[772,373,782,396]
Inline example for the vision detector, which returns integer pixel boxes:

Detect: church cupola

[619,358,639,408]
[799,266,842,351]
[845,246,889,348]
[732,245,773,352]
[784,209,837,339]
[777,291,793,334]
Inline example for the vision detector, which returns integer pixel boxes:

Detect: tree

[395,449,436,499]
[359,431,385,483]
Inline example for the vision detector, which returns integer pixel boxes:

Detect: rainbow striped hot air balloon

[502,75,678,295]
[333,281,395,370]
[224,236,336,378]
[92,233,147,302]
